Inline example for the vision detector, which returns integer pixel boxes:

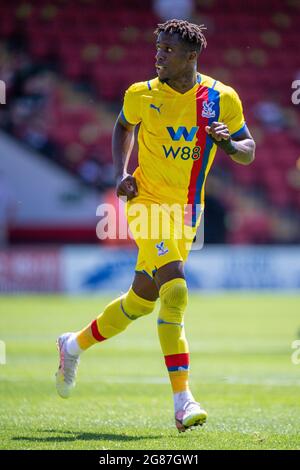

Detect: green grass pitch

[0,293,300,450]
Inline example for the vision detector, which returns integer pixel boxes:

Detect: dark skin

[113,31,256,301]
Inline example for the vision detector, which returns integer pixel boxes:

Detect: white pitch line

[94,376,300,386]
[1,375,299,386]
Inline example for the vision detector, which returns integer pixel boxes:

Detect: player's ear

[188,51,198,62]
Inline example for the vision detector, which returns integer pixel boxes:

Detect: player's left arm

[205,122,255,165]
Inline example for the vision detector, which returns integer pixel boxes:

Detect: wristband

[211,136,238,155]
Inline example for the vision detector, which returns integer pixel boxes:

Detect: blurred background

[0,0,299,293]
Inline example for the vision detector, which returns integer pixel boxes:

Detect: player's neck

[166,70,198,94]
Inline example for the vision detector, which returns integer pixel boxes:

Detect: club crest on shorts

[202,100,215,118]
[156,241,169,256]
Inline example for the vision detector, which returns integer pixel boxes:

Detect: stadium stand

[0,0,299,244]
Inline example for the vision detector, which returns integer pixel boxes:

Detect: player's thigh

[154,260,185,290]
[132,271,159,301]
[153,231,190,289]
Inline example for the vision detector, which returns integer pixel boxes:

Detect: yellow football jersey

[122,73,245,227]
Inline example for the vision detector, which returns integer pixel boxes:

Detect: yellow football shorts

[126,196,199,278]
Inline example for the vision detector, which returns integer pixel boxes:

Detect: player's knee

[121,287,156,320]
[98,289,156,338]
[159,278,188,324]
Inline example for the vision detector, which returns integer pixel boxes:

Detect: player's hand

[116,173,138,200]
[205,122,230,141]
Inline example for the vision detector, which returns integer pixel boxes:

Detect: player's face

[155,32,192,82]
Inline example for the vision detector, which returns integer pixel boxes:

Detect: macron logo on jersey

[166,126,198,142]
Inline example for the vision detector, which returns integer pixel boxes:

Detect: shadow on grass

[12,429,161,443]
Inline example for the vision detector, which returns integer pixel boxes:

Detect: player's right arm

[112,112,138,200]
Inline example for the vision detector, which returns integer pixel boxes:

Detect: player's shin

[157,278,191,394]
[71,288,156,353]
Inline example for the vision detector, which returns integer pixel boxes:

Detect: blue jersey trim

[231,123,247,139]
[147,80,151,90]
[191,87,220,227]
[120,109,134,126]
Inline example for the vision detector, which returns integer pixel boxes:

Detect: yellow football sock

[169,370,190,393]
[76,288,156,351]
[157,278,190,393]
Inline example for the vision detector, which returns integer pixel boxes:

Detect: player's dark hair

[154,19,207,53]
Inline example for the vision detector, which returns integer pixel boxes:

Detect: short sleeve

[122,83,142,126]
[222,87,245,137]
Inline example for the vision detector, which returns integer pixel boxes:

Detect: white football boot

[175,401,207,432]
[55,333,80,398]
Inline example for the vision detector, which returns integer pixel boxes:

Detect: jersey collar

[159,72,202,96]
